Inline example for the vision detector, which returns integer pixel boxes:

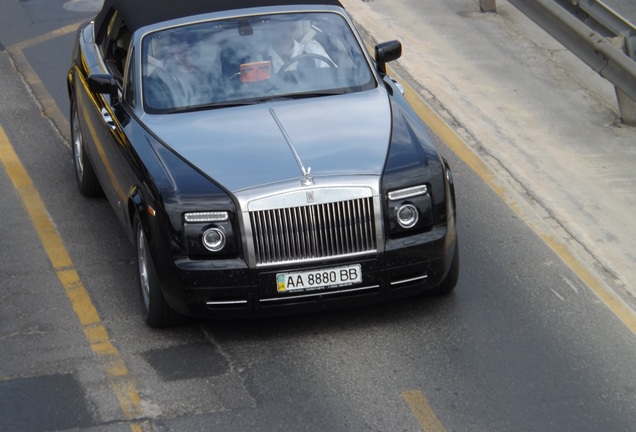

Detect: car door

[80,10,135,227]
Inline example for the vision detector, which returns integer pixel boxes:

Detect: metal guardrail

[482,0,636,125]
[576,0,636,60]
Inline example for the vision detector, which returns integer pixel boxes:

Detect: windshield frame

[139,10,378,115]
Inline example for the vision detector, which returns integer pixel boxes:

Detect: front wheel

[135,215,183,327]
[433,240,459,296]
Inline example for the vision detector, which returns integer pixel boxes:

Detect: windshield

[141,12,376,114]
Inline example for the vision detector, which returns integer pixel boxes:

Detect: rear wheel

[71,99,102,197]
[135,215,182,327]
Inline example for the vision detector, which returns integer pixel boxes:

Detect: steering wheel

[278,53,336,73]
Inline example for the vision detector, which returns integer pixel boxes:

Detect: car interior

[141,13,374,113]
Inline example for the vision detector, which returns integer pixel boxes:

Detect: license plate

[276,264,362,293]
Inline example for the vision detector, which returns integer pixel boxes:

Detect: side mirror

[375,40,402,75]
[87,74,120,105]
[87,74,117,94]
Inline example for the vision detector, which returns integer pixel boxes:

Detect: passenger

[162,31,211,106]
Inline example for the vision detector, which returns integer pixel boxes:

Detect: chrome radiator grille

[250,197,376,265]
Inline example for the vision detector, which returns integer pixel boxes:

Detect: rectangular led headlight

[387,185,428,201]
[184,211,229,223]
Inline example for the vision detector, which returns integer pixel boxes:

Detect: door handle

[101,108,117,130]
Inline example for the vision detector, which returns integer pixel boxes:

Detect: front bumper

[156,224,455,319]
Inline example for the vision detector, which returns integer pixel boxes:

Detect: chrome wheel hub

[137,227,151,310]
[72,107,84,179]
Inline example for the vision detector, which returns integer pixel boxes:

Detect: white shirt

[268,39,332,72]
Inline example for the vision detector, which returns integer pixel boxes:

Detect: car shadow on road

[196,289,462,342]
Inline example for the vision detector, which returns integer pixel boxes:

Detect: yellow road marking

[11,21,85,51]
[402,390,446,432]
[6,21,84,142]
[7,47,70,141]
[0,126,143,428]
[392,67,636,334]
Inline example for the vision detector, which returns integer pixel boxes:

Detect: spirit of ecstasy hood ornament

[301,166,314,186]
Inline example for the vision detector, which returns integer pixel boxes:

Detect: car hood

[142,88,392,192]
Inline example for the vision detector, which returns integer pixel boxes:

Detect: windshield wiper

[158,91,348,114]
[161,99,261,114]
[284,89,349,99]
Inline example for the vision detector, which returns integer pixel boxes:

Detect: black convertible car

[68,0,459,327]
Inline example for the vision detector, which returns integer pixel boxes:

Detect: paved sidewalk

[341,0,636,308]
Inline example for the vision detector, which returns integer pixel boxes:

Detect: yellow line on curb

[402,389,446,432]
[7,47,71,142]
[0,126,143,428]
[393,68,636,335]
[6,22,84,142]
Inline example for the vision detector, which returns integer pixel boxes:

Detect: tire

[433,239,459,296]
[71,99,102,197]
[135,215,183,327]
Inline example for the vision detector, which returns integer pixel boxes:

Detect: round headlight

[202,228,226,252]
[396,204,419,229]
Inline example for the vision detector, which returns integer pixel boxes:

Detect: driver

[267,21,333,72]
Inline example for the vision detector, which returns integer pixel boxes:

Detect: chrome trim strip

[256,250,376,268]
[247,186,373,211]
[390,274,428,286]
[373,195,384,250]
[205,300,249,305]
[260,284,380,303]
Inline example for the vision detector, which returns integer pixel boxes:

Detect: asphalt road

[1,1,635,431]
